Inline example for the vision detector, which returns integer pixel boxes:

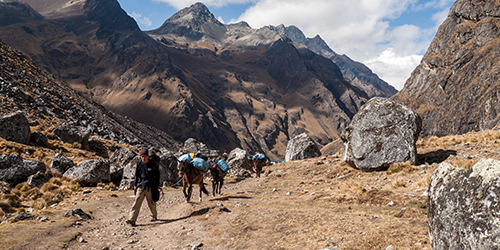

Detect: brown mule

[178,161,209,202]
[208,162,225,196]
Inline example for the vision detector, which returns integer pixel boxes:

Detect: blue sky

[116,0,455,90]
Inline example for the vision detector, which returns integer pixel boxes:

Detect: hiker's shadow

[417,149,457,165]
[140,207,211,226]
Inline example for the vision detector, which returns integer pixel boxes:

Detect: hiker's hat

[140,147,149,156]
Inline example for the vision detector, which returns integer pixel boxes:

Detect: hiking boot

[125,220,136,226]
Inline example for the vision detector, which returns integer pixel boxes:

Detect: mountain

[392,0,500,137]
[270,25,398,98]
[0,1,395,159]
[0,38,180,150]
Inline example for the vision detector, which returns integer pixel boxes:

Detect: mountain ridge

[0,0,396,159]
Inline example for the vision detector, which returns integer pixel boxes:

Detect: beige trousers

[128,186,157,223]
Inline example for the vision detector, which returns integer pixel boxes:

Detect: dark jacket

[134,159,160,190]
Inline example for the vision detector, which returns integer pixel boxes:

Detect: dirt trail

[57,176,265,250]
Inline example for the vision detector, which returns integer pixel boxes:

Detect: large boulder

[29,131,48,146]
[429,159,500,249]
[158,152,180,186]
[53,125,90,146]
[49,153,75,175]
[27,172,54,188]
[285,133,321,161]
[227,148,250,170]
[341,98,421,171]
[63,159,110,186]
[87,138,108,158]
[109,147,136,184]
[119,156,140,190]
[0,154,46,185]
[182,138,219,158]
[0,111,30,144]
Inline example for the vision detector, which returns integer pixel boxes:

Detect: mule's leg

[187,184,193,202]
[212,181,216,196]
[182,179,188,199]
[219,179,224,195]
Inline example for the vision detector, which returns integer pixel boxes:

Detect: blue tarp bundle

[217,159,230,172]
[252,153,265,161]
[192,157,208,172]
[178,154,192,162]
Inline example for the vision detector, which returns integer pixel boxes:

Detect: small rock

[387,201,395,206]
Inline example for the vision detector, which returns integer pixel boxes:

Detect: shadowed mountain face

[392,0,500,137]
[0,1,395,159]
[0,38,180,150]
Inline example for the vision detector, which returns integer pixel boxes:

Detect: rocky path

[63,177,264,250]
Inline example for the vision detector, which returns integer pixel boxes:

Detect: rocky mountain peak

[149,2,226,42]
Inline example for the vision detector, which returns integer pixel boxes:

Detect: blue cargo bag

[192,157,208,172]
[217,159,230,172]
[252,153,265,161]
[178,154,192,162]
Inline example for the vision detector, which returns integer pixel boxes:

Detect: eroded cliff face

[392,0,500,137]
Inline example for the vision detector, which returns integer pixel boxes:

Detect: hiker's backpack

[178,153,192,163]
[192,157,209,172]
[217,159,230,172]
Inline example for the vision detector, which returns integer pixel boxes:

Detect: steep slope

[272,25,397,98]
[392,0,500,137]
[0,38,180,150]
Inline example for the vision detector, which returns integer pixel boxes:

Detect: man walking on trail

[126,147,160,226]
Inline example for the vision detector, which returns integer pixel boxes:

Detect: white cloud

[130,11,153,27]
[233,0,452,90]
[365,48,422,90]
[153,0,256,8]
[217,16,225,24]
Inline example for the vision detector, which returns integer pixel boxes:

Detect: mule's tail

[201,185,209,195]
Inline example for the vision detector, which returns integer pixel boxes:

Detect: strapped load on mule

[178,153,192,163]
[252,153,266,161]
[192,157,209,172]
[217,159,230,172]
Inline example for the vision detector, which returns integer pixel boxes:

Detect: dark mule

[177,161,209,202]
[209,162,225,196]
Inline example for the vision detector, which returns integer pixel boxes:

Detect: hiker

[222,150,229,161]
[126,147,160,226]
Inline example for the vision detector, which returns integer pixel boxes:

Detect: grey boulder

[109,147,136,184]
[63,159,110,186]
[53,125,90,146]
[27,172,54,188]
[341,97,421,171]
[0,154,46,185]
[50,153,75,175]
[285,133,321,161]
[429,159,500,250]
[227,148,251,171]
[158,152,179,186]
[119,156,139,190]
[0,111,31,144]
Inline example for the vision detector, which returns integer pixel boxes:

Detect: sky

[116,0,455,90]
